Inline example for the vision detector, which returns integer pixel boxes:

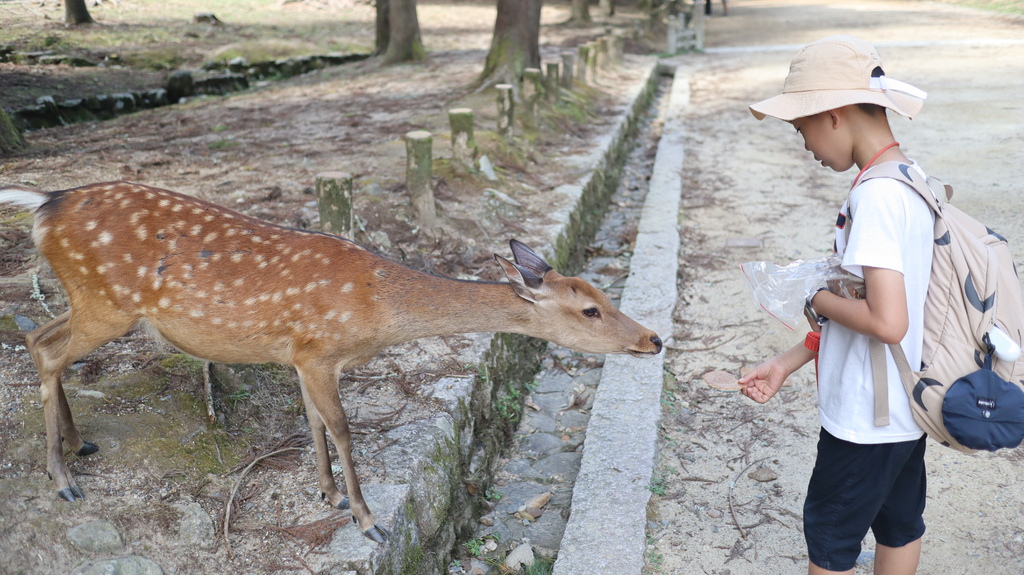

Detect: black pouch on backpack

[941,366,1024,451]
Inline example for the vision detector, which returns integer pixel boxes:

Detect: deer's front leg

[296,365,389,544]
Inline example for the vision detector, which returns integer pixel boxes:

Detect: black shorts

[804,428,927,571]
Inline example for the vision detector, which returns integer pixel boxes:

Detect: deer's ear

[495,254,544,303]
[508,239,553,278]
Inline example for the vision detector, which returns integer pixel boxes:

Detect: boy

[738,35,934,575]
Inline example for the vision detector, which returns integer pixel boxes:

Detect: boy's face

[790,111,855,173]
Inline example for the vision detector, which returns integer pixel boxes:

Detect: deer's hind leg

[25,309,134,501]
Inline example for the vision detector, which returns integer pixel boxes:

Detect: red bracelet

[804,331,821,354]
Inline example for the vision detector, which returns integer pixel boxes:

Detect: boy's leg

[871,435,927,575]
[874,539,921,575]
[809,563,853,575]
[804,429,926,573]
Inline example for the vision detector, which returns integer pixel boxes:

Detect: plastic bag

[740,255,863,330]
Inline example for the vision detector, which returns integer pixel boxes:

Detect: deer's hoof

[336,496,350,510]
[57,485,85,502]
[76,441,99,456]
[362,524,390,544]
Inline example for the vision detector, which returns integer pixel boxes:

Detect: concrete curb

[553,69,689,575]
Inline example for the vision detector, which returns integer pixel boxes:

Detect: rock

[520,433,565,456]
[166,70,194,103]
[505,542,535,570]
[479,515,494,527]
[523,491,550,510]
[77,389,106,399]
[67,519,125,553]
[194,12,223,25]
[12,315,36,331]
[70,556,163,575]
[175,502,216,549]
[747,464,779,483]
[478,155,498,181]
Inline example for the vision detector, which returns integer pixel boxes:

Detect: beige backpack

[851,162,1024,453]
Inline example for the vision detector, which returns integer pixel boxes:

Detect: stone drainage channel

[449,76,674,575]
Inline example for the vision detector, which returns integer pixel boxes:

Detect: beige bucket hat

[749,35,927,122]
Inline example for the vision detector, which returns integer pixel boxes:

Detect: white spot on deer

[258,261,268,269]
[212,317,224,325]
[339,311,352,323]
[132,293,141,303]
[195,291,208,299]
[98,231,113,245]
[152,278,164,290]
[303,281,319,292]
[204,232,219,243]
[291,249,311,262]
[158,297,171,308]
[70,251,85,260]
[145,192,154,199]
[119,199,131,208]
[136,226,148,241]
[213,282,226,292]
[158,199,171,208]
[225,228,237,237]
[85,220,98,231]
[285,287,300,297]
[129,210,149,225]
[227,321,238,328]
[244,297,257,306]
[251,235,264,243]
[189,310,204,318]
[231,253,243,263]
[60,238,71,248]
[280,246,292,255]
[190,224,203,236]
[172,204,184,213]
[233,278,244,287]
[97,263,112,274]
[204,215,215,223]
[114,192,125,200]
[271,292,283,303]
[211,253,222,262]
[341,282,353,293]
[192,208,203,215]
[123,253,133,263]
[374,268,388,279]
[324,310,337,321]
[136,266,148,277]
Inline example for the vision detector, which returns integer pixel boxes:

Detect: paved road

[648,1,1024,574]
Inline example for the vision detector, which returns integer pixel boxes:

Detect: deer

[0,181,663,543]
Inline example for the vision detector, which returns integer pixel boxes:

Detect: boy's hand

[739,358,788,404]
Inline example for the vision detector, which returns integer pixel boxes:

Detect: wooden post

[560,53,575,89]
[404,130,436,228]
[544,62,560,100]
[586,42,598,82]
[495,84,514,139]
[576,45,590,84]
[523,68,544,116]
[448,108,477,173]
[315,172,354,235]
[596,37,609,70]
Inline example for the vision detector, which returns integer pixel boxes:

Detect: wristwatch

[804,287,830,326]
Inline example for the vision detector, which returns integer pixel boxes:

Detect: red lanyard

[851,141,900,190]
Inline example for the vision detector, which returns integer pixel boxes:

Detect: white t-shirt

[817,163,934,444]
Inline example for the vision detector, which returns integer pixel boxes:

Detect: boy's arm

[811,266,909,344]
[739,342,816,404]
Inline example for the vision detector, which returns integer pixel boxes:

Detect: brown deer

[0,181,663,543]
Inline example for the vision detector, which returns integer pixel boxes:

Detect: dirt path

[649,1,1024,574]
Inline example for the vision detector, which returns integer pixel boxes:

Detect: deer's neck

[376,265,532,343]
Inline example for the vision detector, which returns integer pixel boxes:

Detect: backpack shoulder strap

[851,161,951,427]
[858,161,952,216]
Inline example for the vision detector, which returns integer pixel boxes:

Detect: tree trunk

[0,107,26,156]
[383,0,425,64]
[599,0,615,17]
[64,0,96,25]
[374,0,390,56]
[479,0,542,87]
[569,0,592,23]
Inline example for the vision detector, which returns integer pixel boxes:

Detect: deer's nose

[650,335,663,354]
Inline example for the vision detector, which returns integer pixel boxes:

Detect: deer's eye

[582,307,600,318]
